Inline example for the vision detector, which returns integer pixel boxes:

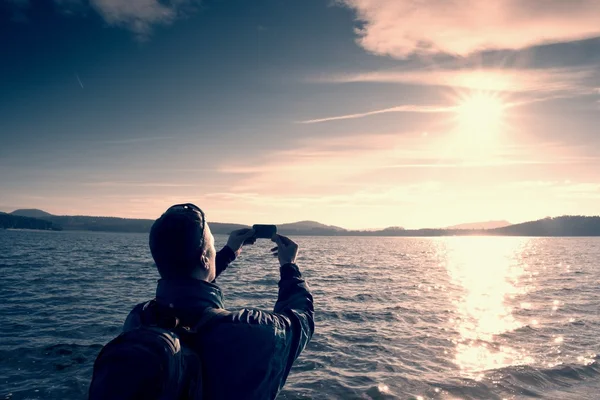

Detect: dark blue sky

[1,0,599,228]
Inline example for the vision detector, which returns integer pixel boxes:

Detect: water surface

[1,230,600,399]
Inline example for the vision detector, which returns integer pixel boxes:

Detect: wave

[0,343,103,372]
[501,355,600,385]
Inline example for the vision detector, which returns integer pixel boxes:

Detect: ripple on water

[2,232,600,399]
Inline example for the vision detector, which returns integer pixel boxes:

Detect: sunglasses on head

[166,203,206,247]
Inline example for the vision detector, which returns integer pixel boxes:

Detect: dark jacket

[123,246,314,400]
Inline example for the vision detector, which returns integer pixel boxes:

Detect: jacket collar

[156,278,224,310]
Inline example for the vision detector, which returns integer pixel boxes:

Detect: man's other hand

[271,234,299,267]
[227,228,256,256]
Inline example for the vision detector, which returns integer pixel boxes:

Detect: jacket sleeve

[213,245,236,282]
[273,263,315,380]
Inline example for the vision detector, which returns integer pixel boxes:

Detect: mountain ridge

[7,209,501,232]
[9,210,346,234]
[7,209,600,236]
[277,220,346,232]
[10,209,54,218]
[1,211,61,231]
[445,220,512,230]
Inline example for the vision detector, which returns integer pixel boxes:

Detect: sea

[1,230,600,400]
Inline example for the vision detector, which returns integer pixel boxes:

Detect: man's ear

[199,250,210,271]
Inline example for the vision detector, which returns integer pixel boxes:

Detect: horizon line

[4,208,600,231]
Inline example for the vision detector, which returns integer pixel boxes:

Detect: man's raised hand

[270,234,299,267]
[227,228,256,256]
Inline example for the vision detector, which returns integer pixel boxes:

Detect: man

[89,203,314,399]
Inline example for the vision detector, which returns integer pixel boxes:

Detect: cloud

[297,92,587,125]
[306,66,599,123]
[6,0,199,36]
[83,181,195,187]
[298,104,454,124]
[88,0,199,36]
[5,0,199,36]
[217,132,583,200]
[503,181,600,200]
[218,133,427,193]
[338,0,600,57]
[321,67,597,94]
[560,182,600,195]
[204,182,444,207]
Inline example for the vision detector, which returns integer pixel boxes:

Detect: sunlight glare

[444,91,509,161]
[443,237,534,376]
[457,92,505,137]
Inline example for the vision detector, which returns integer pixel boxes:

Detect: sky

[1,0,599,229]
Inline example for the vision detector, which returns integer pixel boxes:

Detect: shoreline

[4,228,600,238]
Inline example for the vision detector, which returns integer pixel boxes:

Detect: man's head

[149,203,216,281]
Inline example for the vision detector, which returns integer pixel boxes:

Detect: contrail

[298,104,455,124]
[75,73,84,89]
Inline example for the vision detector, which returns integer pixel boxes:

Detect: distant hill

[0,212,61,231]
[21,215,248,234]
[277,220,346,235]
[11,209,54,218]
[44,215,155,233]
[7,209,346,235]
[381,226,405,232]
[491,216,600,236]
[8,209,249,234]
[446,220,512,230]
[343,216,600,237]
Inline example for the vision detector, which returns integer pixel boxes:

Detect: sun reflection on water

[442,237,534,376]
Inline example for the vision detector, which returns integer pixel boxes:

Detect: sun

[450,91,507,158]
[457,92,505,136]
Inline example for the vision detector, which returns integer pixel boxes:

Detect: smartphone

[252,224,277,239]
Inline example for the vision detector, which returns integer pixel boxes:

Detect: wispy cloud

[217,133,588,200]
[203,182,443,206]
[338,0,600,57]
[88,0,200,37]
[8,0,199,37]
[316,67,597,94]
[6,0,201,37]
[200,177,600,229]
[503,181,600,200]
[297,91,593,125]
[305,66,598,123]
[298,104,454,124]
[84,181,195,188]
[7,0,200,36]
[505,90,598,108]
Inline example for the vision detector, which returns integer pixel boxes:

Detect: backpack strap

[141,301,228,332]
[141,300,181,330]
